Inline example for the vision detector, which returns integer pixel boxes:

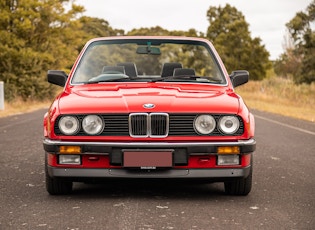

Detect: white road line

[254,114,315,136]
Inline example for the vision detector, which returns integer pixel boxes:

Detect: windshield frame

[70,37,228,86]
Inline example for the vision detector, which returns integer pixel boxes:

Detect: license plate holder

[123,150,173,168]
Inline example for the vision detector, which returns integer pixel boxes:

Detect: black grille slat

[169,115,195,135]
[103,115,129,135]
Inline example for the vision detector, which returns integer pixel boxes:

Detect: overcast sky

[76,0,312,60]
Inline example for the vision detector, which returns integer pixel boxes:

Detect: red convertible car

[43,36,256,195]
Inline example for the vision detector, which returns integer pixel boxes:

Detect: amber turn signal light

[217,146,240,154]
[59,146,81,154]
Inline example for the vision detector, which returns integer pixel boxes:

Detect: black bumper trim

[47,165,251,179]
[43,138,256,155]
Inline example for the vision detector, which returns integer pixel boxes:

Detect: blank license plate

[123,151,173,168]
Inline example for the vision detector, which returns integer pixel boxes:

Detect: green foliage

[0,0,128,101]
[206,4,271,80]
[276,0,315,84]
[127,26,170,36]
[127,26,201,37]
[80,16,123,39]
[0,0,85,101]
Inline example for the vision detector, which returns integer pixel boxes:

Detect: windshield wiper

[86,74,131,84]
[150,75,216,83]
[150,75,194,82]
[87,78,129,84]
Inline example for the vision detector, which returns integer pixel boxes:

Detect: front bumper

[44,138,255,166]
[44,138,255,179]
[47,165,251,179]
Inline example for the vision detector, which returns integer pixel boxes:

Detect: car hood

[58,83,240,114]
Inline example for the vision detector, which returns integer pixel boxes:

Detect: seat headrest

[173,68,196,76]
[161,62,183,77]
[102,66,125,74]
[117,62,138,77]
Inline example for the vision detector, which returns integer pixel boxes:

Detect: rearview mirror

[136,46,161,55]
[229,70,249,88]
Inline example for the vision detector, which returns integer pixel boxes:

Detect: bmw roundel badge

[143,103,155,109]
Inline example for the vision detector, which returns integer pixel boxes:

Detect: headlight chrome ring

[58,116,80,135]
[82,115,104,135]
[194,115,216,135]
[218,116,240,134]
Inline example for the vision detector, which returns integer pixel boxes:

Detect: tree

[0,0,84,101]
[206,4,270,80]
[80,16,124,38]
[283,0,315,84]
[127,26,201,37]
[274,30,301,79]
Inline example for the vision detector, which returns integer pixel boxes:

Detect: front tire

[224,156,253,196]
[45,164,72,195]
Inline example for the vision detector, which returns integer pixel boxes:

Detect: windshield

[71,38,226,85]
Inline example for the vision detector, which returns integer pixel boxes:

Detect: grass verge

[0,99,50,118]
[236,77,315,122]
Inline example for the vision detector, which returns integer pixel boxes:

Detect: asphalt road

[0,109,314,230]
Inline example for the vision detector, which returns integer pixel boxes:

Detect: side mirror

[47,70,68,87]
[229,70,249,88]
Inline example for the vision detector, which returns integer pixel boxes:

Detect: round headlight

[82,115,104,135]
[58,116,79,135]
[218,116,240,134]
[194,115,216,134]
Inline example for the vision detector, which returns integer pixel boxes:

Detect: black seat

[102,66,125,74]
[117,62,138,77]
[161,62,182,77]
[173,68,196,76]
